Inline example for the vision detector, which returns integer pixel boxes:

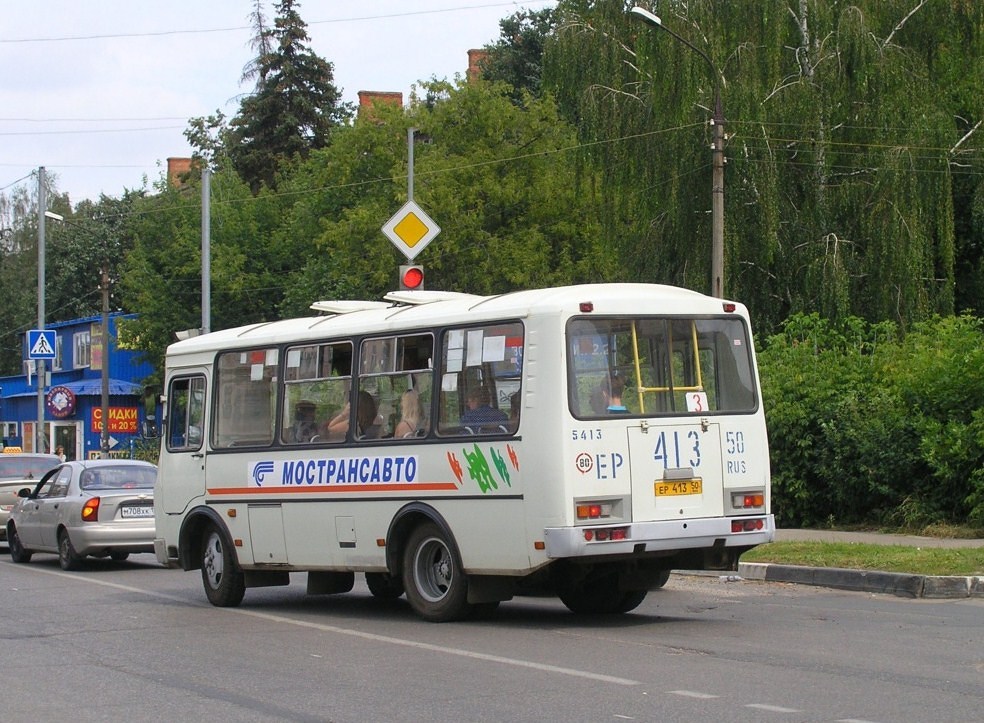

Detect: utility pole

[631,6,727,298]
[100,262,110,458]
[710,96,725,299]
[36,167,47,452]
[201,167,211,334]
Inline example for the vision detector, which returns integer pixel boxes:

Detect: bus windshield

[568,316,757,418]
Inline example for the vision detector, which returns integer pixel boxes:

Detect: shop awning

[3,378,144,398]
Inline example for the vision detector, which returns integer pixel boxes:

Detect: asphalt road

[1,552,981,723]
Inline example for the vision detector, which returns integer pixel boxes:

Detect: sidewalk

[734,529,984,600]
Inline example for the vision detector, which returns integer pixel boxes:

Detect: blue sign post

[27,329,56,360]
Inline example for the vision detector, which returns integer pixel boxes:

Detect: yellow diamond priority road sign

[382,200,440,261]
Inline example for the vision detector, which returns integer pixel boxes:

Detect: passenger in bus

[394,389,425,438]
[356,391,382,439]
[605,375,629,413]
[461,386,508,429]
[323,391,381,439]
[286,401,319,443]
[507,391,521,432]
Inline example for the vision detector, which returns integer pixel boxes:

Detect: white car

[0,453,61,542]
[6,459,157,570]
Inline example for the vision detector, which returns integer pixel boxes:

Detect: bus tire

[402,523,470,622]
[201,525,245,607]
[612,590,648,613]
[365,571,404,600]
[559,570,647,615]
[7,524,32,563]
[651,570,671,589]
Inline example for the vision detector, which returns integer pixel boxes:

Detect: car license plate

[121,505,154,519]
[654,479,702,496]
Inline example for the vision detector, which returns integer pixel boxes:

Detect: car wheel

[365,571,405,600]
[200,525,245,607]
[7,524,32,563]
[110,551,130,562]
[58,530,83,571]
[402,522,470,622]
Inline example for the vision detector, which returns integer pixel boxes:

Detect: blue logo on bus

[252,461,275,486]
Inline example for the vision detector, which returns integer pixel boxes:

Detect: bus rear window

[568,317,757,418]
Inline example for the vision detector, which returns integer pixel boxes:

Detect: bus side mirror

[141,420,159,439]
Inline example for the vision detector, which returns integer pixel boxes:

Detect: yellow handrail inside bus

[630,320,705,413]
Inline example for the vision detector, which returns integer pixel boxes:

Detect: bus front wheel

[201,525,245,607]
[402,523,470,622]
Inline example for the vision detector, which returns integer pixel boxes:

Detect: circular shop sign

[46,385,77,419]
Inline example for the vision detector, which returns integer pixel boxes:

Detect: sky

[1,1,556,207]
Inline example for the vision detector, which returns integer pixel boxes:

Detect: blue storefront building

[0,313,156,460]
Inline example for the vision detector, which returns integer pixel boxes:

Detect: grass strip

[741,541,984,577]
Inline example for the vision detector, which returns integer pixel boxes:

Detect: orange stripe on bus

[207,482,460,495]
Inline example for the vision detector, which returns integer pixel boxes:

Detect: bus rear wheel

[201,525,245,607]
[402,523,470,622]
[559,570,648,615]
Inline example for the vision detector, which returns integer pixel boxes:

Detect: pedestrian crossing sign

[27,329,56,360]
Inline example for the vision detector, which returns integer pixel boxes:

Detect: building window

[74,331,91,369]
[53,335,63,371]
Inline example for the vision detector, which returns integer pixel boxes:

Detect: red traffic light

[400,265,424,290]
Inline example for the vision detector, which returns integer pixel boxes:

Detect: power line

[0,2,557,44]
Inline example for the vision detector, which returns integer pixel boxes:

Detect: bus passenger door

[627,422,725,522]
[159,374,208,515]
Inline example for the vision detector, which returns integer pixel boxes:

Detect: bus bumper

[543,514,775,559]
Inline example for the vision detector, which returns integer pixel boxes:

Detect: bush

[759,313,984,528]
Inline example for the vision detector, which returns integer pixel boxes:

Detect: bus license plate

[121,505,154,519]
[654,480,702,496]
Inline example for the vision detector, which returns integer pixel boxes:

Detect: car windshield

[80,466,156,490]
[0,456,59,480]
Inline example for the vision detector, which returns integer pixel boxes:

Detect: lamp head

[630,6,663,27]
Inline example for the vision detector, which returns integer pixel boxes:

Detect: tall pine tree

[227,0,351,192]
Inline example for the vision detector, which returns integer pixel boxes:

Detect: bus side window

[167,376,206,451]
[437,322,523,436]
[213,348,278,448]
[282,341,352,445]
[357,334,433,441]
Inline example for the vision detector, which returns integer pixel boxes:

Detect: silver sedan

[6,459,157,570]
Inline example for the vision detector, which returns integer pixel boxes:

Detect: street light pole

[630,6,726,298]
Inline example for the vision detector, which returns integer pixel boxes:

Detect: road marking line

[13,564,640,687]
[747,703,803,713]
[669,690,718,699]
[226,605,640,686]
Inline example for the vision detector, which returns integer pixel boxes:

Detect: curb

[736,562,984,599]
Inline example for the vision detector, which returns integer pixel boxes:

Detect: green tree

[543,0,982,333]
[275,78,615,315]
[224,0,352,192]
[116,171,291,381]
[481,8,557,103]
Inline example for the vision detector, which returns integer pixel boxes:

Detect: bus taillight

[584,526,629,542]
[731,518,765,533]
[732,492,765,509]
[576,502,612,520]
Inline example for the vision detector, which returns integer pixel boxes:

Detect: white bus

[153,283,773,621]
